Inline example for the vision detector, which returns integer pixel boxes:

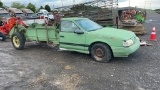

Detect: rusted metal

[95,48,105,58]
[55,0,118,27]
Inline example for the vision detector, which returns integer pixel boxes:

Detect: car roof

[62,17,88,21]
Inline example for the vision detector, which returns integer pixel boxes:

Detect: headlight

[123,39,134,47]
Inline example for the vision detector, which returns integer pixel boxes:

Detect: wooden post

[116,16,119,29]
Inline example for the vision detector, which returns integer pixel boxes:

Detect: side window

[61,20,78,32]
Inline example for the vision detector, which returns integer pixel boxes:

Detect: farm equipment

[9,17,140,62]
[0,8,10,41]
[118,7,146,24]
[54,0,147,35]
[118,7,147,35]
[54,0,118,27]
[0,17,26,41]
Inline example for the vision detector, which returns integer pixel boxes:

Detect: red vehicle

[51,12,61,20]
[0,17,26,41]
[37,12,45,19]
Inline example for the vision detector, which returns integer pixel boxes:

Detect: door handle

[60,36,64,38]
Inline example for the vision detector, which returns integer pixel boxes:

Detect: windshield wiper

[88,29,97,32]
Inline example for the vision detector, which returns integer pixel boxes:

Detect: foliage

[154,9,160,11]
[11,2,25,9]
[45,5,51,12]
[0,1,3,7]
[70,4,101,12]
[40,6,44,9]
[26,3,36,12]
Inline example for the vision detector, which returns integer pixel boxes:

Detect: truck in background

[0,8,10,18]
[7,8,24,18]
[21,8,38,19]
[37,9,54,21]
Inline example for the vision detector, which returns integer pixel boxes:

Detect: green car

[9,17,140,62]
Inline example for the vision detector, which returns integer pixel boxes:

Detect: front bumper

[111,37,140,57]
[49,18,54,21]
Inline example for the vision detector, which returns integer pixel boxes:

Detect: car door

[59,20,86,50]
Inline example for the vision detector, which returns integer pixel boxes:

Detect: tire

[0,32,6,41]
[91,43,112,63]
[11,32,25,50]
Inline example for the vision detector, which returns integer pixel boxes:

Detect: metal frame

[54,0,118,26]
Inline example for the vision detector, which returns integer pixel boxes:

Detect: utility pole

[73,0,75,5]
[60,0,64,17]
[116,0,119,29]
[61,0,64,8]
[129,0,130,7]
[35,2,36,13]
[73,0,75,16]
[144,0,146,9]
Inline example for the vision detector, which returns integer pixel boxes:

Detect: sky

[1,0,160,10]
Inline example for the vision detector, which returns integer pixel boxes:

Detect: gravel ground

[0,11,160,90]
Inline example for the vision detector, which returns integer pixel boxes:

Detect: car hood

[89,27,136,40]
[48,15,54,18]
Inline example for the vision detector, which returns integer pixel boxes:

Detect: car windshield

[16,13,24,17]
[43,11,48,14]
[0,13,10,17]
[76,19,103,31]
[28,13,36,17]
[38,13,43,16]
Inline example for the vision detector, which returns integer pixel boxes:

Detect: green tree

[40,6,44,9]
[71,4,100,12]
[36,9,40,13]
[0,1,3,7]
[45,5,51,12]
[26,3,36,12]
[37,6,44,12]
[11,2,25,9]
[155,9,160,11]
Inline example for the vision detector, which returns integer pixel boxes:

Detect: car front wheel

[91,43,112,63]
[0,32,6,41]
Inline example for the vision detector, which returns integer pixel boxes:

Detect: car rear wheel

[0,32,6,41]
[11,32,25,50]
[91,43,112,63]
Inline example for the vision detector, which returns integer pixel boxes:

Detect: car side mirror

[74,29,84,34]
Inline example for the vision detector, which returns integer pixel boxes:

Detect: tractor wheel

[11,32,25,50]
[91,43,112,63]
[0,32,6,41]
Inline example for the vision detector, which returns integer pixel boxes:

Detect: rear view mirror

[74,29,84,34]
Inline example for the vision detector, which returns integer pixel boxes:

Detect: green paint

[9,17,140,57]
[136,14,145,23]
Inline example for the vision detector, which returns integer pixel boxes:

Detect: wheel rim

[0,33,3,40]
[13,36,20,47]
[94,47,105,61]
[0,36,2,40]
